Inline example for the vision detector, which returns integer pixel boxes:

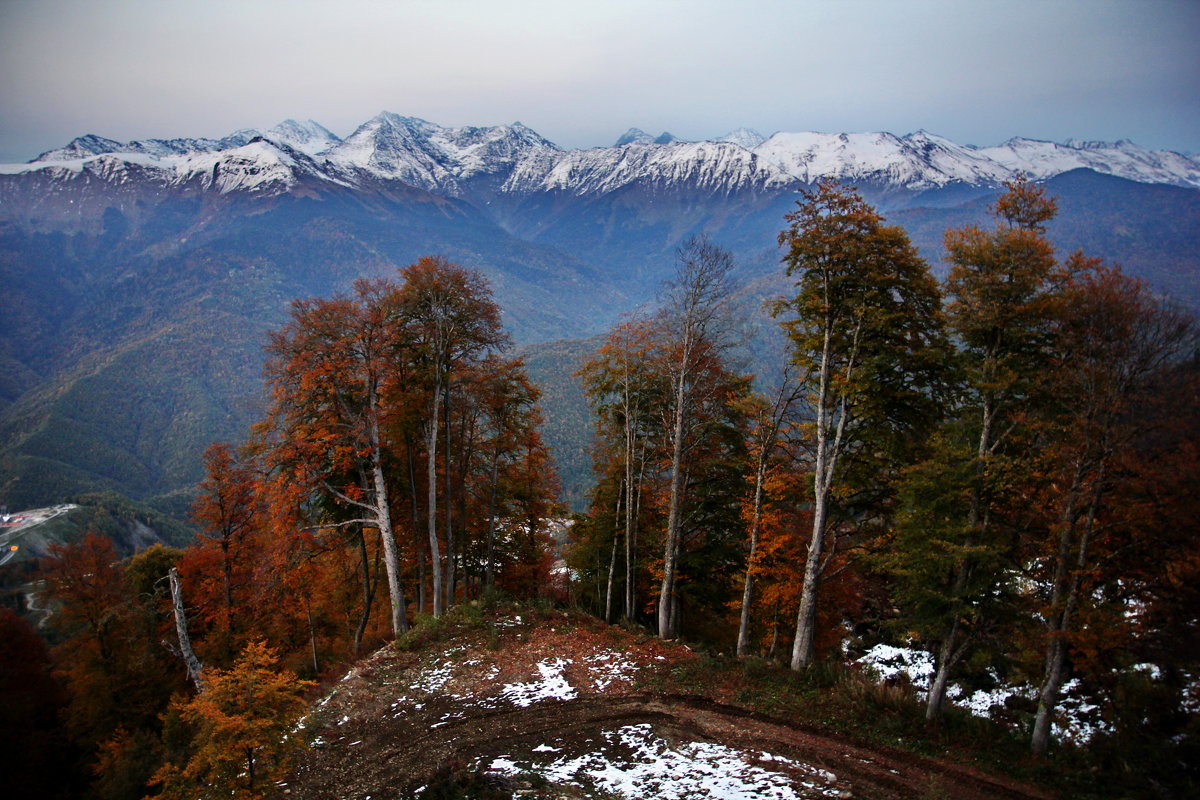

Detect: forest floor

[285,605,1055,800]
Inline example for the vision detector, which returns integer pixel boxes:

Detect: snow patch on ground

[584,649,642,691]
[500,658,577,706]
[855,643,1113,744]
[856,644,934,685]
[482,723,841,799]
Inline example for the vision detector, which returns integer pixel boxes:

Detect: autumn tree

[473,356,548,589]
[396,256,508,616]
[263,278,412,637]
[153,639,313,800]
[773,180,949,670]
[579,315,666,622]
[0,608,77,798]
[39,533,186,797]
[190,442,263,659]
[735,375,801,657]
[915,175,1068,718]
[1027,265,1195,754]
[656,235,739,639]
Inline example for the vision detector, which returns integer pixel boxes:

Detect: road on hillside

[0,504,78,564]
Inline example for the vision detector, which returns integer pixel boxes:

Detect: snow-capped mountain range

[5,112,1199,198]
[4,112,1200,513]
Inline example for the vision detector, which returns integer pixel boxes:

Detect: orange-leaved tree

[153,639,313,800]
[395,256,508,616]
[262,278,412,637]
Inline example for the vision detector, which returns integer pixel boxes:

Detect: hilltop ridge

[288,604,1052,800]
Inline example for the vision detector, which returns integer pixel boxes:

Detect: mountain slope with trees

[15,177,1199,798]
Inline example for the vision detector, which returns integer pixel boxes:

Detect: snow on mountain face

[266,119,341,156]
[977,138,1200,188]
[32,134,125,161]
[171,139,352,194]
[7,114,1200,197]
[752,130,1011,189]
[511,140,790,196]
[33,130,262,162]
[8,135,349,196]
[324,112,560,194]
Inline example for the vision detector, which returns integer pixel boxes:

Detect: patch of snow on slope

[411,646,468,694]
[856,644,934,684]
[483,723,841,799]
[855,644,1117,744]
[266,119,340,156]
[584,649,641,691]
[717,128,768,149]
[752,131,1009,188]
[500,658,576,706]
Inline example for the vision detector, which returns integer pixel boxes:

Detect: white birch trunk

[427,372,444,617]
[169,567,205,692]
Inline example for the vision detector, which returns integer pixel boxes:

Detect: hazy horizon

[2,0,1197,162]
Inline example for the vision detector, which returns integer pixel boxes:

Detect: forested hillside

[9,177,1198,799]
[566,179,1199,787]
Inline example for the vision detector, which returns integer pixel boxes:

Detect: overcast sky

[1,0,1197,162]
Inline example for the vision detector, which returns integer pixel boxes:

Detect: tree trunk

[929,388,995,714]
[792,315,845,670]
[443,381,456,609]
[605,488,622,623]
[658,371,689,639]
[737,457,768,658]
[1032,477,1100,754]
[485,447,501,588]
[169,567,205,692]
[366,376,408,636]
[928,550,974,719]
[220,535,234,635]
[304,592,320,674]
[926,619,960,721]
[353,527,375,656]
[768,601,781,659]
[626,443,645,621]
[245,748,256,795]
[371,456,408,635]
[427,373,444,617]
[405,434,427,615]
[622,386,637,622]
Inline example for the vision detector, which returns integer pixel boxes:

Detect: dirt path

[291,693,1050,799]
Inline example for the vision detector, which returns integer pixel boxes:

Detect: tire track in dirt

[291,693,1052,799]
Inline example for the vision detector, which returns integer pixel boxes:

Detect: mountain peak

[614,128,654,146]
[716,128,767,149]
[266,119,341,156]
[613,129,686,146]
[33,134,124,162]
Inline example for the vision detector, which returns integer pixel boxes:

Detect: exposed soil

[286,609,1053,800]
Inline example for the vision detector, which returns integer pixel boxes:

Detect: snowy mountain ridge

[6,113,1200,197]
